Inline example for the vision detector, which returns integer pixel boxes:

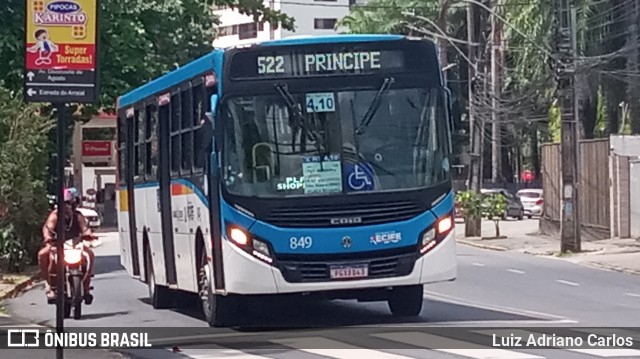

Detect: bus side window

[193,83,208,170]
[170,92,182,174]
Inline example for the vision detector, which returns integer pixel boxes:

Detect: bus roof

[118,34,413,108]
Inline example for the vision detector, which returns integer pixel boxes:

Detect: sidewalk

[455,219,640,275]
[0,314,130,359]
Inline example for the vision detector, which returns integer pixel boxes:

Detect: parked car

[480,188,524,220]
[516,188,544,219]
[76,207,101,229]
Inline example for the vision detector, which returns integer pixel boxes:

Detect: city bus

[116,34,457,327]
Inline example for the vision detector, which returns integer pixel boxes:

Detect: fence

[540,138,611,241]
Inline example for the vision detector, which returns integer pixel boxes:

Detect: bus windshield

[221,85,451,198]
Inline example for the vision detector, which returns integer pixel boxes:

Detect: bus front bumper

[221,230,457,295]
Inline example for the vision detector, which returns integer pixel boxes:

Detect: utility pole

[466,0,482,237]
[490,0,502,183]
[554,0,581,252]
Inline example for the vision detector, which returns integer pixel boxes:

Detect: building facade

[212,0,363,48]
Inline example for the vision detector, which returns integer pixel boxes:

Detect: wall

[212,0,353,48]
[631,160,640,238]
[539,139,611,241]
[281,0,352,37]
[610,135,640,156]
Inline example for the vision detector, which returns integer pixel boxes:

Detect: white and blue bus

[116,34,457,327]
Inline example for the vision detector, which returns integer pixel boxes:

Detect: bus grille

[277,251,418,283]
[265,200,424,227]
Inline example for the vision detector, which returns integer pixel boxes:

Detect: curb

[456,239,508,251]
[0,272,41,302]
[581,261,640,276]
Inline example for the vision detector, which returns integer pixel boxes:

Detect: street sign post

[24,1,100,359]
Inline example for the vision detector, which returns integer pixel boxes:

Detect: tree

[0,85,54,271]
[482,193,507,237]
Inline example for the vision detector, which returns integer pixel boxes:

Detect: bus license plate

[329,264,368,279]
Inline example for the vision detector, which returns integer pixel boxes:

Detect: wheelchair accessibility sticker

[345,163,376,191]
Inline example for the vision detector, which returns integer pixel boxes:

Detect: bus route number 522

[257,56,285,74]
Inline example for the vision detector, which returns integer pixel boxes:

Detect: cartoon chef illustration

[28,29,59,65]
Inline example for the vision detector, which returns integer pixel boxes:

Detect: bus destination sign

[228,47,425,80]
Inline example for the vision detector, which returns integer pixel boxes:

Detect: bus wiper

[274,83,324,153]
[355,77,395,135]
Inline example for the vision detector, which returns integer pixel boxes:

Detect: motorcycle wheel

[72,276,82,320]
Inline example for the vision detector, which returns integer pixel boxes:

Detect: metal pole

[55,104,66,359]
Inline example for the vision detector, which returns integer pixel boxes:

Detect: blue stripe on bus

[259,34,404,46]
[221,190,454,255]
[133,178,453,254]
[133,179,208,207]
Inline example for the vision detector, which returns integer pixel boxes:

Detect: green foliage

[482,193,507,237]
[548,99,561,143]
[455,190,483,219]
[594,86,606,137]
[0,85,53,272]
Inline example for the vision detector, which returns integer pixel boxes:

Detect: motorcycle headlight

[65,249,83,264]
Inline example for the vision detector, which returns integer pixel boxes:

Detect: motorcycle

[49,234,96,319]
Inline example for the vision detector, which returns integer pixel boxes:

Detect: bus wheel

[198,252,236,327]
[145,246,172,309]
[387,285,424,317]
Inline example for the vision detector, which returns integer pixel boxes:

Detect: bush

[0,85,53,272]
[482,193,507,238]
[455,190,483,219]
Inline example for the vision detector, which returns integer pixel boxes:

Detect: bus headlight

[229,227,249,246]
[226,224,274,265]
[419,213,454,255]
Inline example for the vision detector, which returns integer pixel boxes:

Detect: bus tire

[387,285,423,317]
[145,246,173,309]
[198,251,237,327]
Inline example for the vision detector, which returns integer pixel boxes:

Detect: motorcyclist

[38,188,95,304]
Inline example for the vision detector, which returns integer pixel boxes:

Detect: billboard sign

[82,140,112,157]
[24,0,99,104]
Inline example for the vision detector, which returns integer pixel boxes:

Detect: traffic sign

[24,0,99,104]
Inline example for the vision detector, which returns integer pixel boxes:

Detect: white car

[516,189,544,218]
[76,207,101,229]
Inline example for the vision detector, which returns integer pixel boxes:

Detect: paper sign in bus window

[306,92,335,113]
[302,155,342,194]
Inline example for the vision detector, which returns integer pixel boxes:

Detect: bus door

[158,93,178,286]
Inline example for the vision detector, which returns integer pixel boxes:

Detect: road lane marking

[271,337,412,359]
[472,262,486,267]
[507,269,525,274]
[625,292,640,298]
[556,279,580,286]
[372,332,543,358]
[424,291,571,321]
[170,349,269,359]
[151,332,255,346]
[565,349,640,357]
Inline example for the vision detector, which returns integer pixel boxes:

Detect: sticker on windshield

[344,162,376,191]
[276,177,304,191]
[305,92,335,113]
[302,154,342,194]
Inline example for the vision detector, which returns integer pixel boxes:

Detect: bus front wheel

[198,253,237,327]
[387,285,424,317]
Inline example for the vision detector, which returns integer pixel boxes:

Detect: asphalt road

[5,223,640,359]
